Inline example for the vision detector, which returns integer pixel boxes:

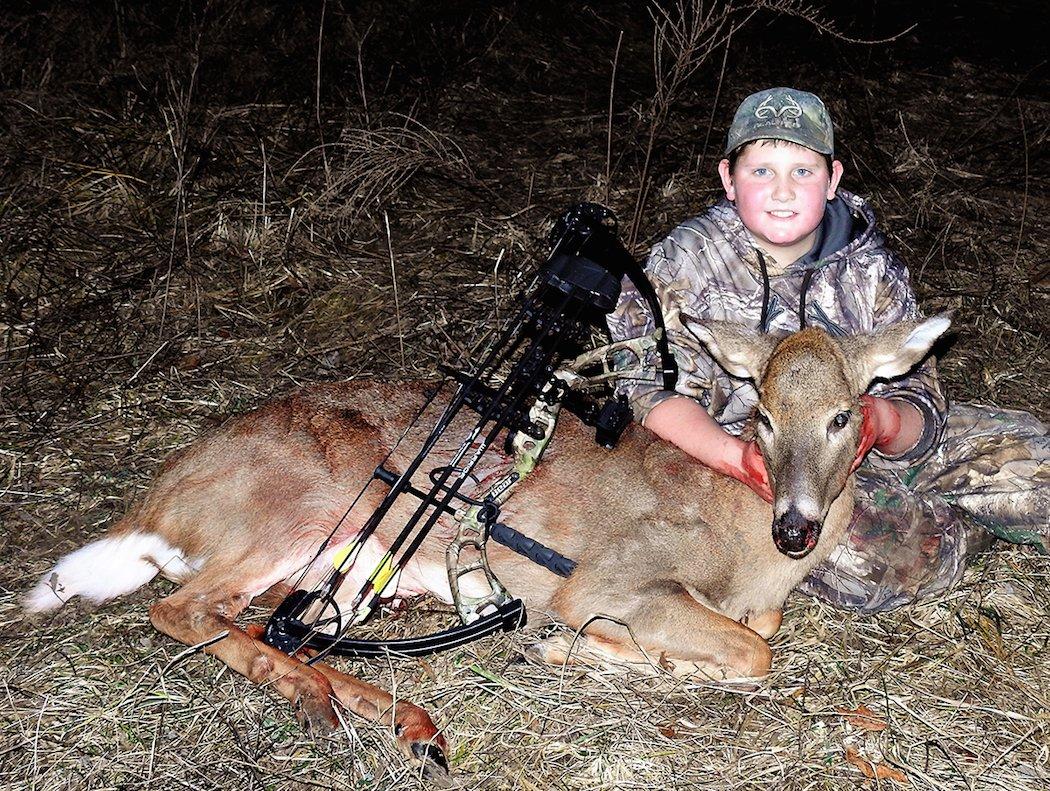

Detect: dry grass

[4,562,1048,789]
[1,2,1047,789]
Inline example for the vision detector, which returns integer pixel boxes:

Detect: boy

[608,87,1048,612]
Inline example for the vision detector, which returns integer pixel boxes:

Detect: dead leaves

[658,722,677,739]
[844,746,909,784]
[973,607,1009,661]
[836,704,888,732]
[837,704,909,784]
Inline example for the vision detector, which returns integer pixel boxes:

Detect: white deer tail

[24,532,198,613]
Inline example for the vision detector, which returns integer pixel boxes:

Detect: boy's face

[718,140,844,265]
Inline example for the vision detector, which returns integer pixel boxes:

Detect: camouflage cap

[725,87,834,157]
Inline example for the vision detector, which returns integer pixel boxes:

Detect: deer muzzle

[772,507,821,559]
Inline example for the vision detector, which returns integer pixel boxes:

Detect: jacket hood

[708,188,882,275]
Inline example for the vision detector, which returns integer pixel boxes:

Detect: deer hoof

[524,636,571,667]
[293,693,340,737]
[410,740,451,784]
[394,706,450,782]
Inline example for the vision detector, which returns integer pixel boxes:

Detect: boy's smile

[718,141,844,269]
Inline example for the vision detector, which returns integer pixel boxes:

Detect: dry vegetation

[1,1,1047,789]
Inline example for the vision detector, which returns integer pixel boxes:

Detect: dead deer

[24,315,949,778]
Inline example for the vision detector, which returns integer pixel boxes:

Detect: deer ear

[846,314,951,388]
[682,317,780,381]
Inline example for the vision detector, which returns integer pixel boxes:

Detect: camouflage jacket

[606,189,947,464]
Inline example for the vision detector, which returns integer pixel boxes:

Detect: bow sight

[263,203,676,660]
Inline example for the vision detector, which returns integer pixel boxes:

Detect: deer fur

[24,315,950,777]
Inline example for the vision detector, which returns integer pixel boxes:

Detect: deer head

[684,315,950,559]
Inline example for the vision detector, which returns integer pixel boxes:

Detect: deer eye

[830,411,850,431]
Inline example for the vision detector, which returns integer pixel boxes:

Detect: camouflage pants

[799,403,1049,612]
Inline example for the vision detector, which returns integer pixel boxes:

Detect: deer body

[25,317,949,777]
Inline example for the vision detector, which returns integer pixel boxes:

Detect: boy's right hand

[643,396,774,503]
[736,440,774,504]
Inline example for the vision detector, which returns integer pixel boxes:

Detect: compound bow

[262,203,676,661]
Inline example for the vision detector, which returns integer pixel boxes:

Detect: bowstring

[285,379,450,596]
[285,273,541,643]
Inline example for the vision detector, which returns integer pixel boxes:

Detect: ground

[1,1,1047,789]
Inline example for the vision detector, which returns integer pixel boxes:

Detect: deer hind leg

[149,580,341,735]
[552,581,772,682]
[242,624,449,779]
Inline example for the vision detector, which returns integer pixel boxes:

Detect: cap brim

[724,130,833,157]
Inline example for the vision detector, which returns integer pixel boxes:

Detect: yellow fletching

[332,540,360,573]
[371,553,398,595]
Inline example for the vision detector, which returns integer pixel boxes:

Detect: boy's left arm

[865,252,949,463]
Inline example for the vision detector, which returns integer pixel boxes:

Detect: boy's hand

[643,396,774,502]
[739,441,772,502]
[852,395,903,471]
[736,440,774,503]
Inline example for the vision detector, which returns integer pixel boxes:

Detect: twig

[1012,98,1028,269]
[258,140,268,265]
[628,0,744,247]
[699,26,733,169]
[357,21,374,127]
[384,211,407,369]
[128,340,171,383]
[605,30,624,206]
[159,52,200,340]
[315,0,330,183]
[492,247,505,327]
[160,631,230,675]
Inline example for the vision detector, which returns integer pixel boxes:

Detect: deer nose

[772,508,820,558]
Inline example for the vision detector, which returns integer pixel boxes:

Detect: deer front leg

[551,577,772,681]
[528,631,699,678]
[743,609,782,639]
